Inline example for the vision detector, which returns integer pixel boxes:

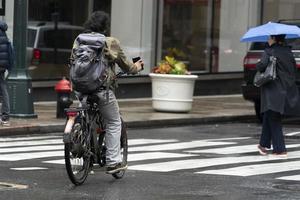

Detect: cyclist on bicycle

[73,11,143,174]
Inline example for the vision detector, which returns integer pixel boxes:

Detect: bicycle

[63,93,128,185]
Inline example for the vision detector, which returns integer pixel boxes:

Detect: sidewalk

[0,95,256,136]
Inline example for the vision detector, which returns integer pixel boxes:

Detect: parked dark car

[241,20,300,120]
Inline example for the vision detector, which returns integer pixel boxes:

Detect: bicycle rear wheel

[64,121,91,185]
[112,118,128,179]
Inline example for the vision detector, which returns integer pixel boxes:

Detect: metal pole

[7,0,37,118]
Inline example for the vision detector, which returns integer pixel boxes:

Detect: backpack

[70,32,108,94]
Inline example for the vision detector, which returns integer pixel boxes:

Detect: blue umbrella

[240,22,300,42]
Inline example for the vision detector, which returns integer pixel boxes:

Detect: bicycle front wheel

[112,118,128,179]
[64,122,91,185]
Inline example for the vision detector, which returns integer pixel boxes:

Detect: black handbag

[253,56,277,87]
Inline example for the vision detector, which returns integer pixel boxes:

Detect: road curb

[0,115,256,136]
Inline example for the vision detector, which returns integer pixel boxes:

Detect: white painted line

[128,151,300,172]
[0,151,63,161]
[128,139,178,146]
[10,167,48,171]
[43,152,197,165]
[285,132,300,136]
[0,138,176,148]
[0,145,63,153]
[129,141,236,152]
[206,137,251,141]
[198,161,300,177]
[277,175,300,181]
[0,135,61,142]
[43,159,65,165]
[0,139,63,148]
[129,152,196,161]
[185,144,300,155]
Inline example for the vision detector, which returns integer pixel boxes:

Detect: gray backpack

[70,32,108,94]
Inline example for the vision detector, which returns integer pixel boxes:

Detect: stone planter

[149,73,198,112]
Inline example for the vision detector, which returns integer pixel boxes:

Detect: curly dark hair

[83,11,110,35]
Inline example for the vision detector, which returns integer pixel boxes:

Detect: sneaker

[257,144,268,155]
[106,163,128,174]
[1,119,10,127]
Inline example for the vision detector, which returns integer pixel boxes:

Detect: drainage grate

[0,182,28,190]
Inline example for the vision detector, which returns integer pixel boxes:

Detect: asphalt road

[1,123,300,200]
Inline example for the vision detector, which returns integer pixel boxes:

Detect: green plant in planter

[152,56,190,75]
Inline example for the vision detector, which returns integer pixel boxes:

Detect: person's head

[83,11,110,35]
[268,34,286,46]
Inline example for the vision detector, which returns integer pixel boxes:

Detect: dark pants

[259,110,286,153]
[0,72,9,120]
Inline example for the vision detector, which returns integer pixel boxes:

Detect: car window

[250,39,300,51]
[27,29,36,47]
[38,29,82,49]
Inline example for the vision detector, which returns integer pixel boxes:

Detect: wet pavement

[0,95,256,136]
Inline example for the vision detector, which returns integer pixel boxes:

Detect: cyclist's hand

[134,60,144,72]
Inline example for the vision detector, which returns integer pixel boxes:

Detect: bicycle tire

[112,118,128,179]
[64,121,91,185]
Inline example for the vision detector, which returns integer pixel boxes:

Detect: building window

[262,0,300,23]
[161,0,220,73]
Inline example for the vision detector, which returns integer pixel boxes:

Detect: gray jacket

[256,43,300,115]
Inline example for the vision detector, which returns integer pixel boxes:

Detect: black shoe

[106,163,128,174]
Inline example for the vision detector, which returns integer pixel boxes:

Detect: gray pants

[0,72,10,120]
[96,89,122,166]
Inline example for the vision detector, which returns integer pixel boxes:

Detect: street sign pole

[7,0,37,118]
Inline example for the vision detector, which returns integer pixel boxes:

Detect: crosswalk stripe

[10,167,48,171]
[197,161,300,177]
[43,159,65,165]
[128,151,300,172]
[205,137,251,141]
[0,145,63,153]
[185,144,300,154]
[129,141,236,152]
[0,151,63,161]
[129,152,197,161]
[0,139,63,148]
[0,139,176,154]
[0,138,177,148]
[276,175,300,181]
[285,132,300,136]
[43,152,197,165]
[1,134,300,180]
[128,139,178,146]
[0,136,61,142]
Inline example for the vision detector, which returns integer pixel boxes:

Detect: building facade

[2,0,300,98]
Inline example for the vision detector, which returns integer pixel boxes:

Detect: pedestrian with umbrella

[241,22,300,156]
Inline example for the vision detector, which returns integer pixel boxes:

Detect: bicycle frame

[63,72,129,185]
[64,96,105,167]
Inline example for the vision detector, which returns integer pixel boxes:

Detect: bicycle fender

[64,116,76,134]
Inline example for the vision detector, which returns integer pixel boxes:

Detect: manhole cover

[0,182,28,190]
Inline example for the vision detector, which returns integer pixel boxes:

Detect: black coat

[256,43,300,115]
[0,21,9,69]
